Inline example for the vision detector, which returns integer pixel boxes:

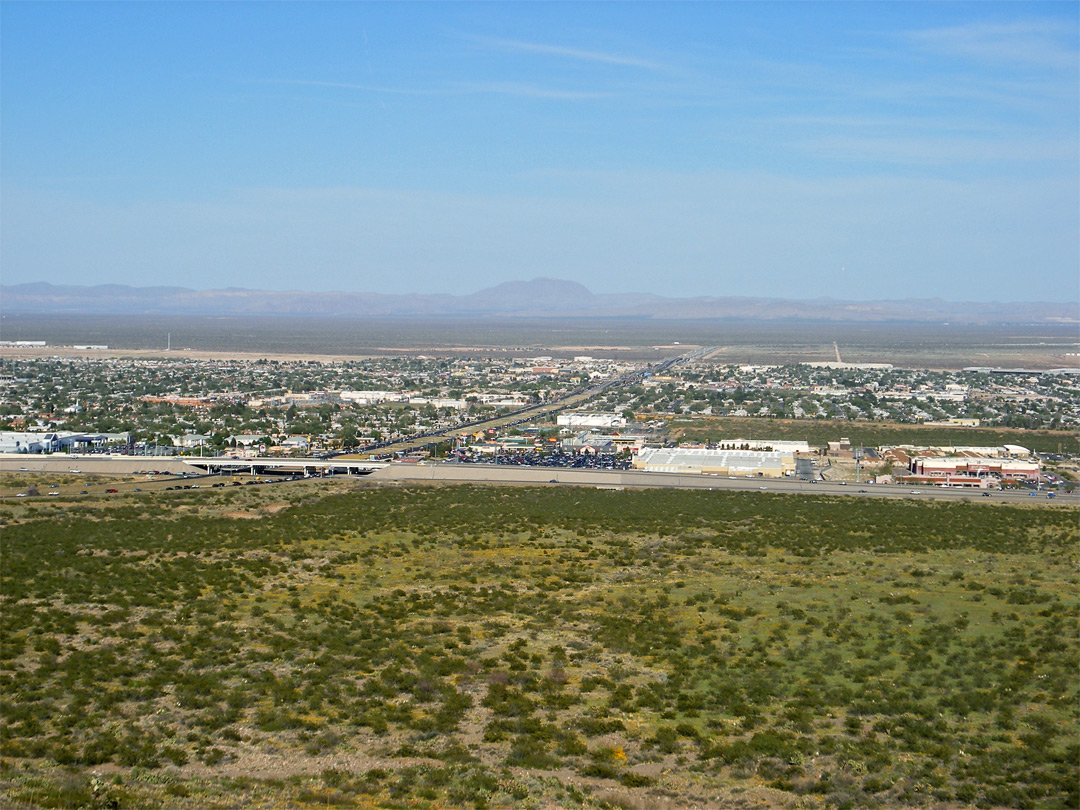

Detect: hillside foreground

[2,481,1077,809]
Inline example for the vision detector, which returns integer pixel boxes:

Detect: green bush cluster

[2,485,1076,808]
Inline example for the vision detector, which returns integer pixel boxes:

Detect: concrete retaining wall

[0,454,191,476]
[369,464,711,490]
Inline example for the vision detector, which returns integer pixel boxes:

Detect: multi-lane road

[334,349,701,460]
[5,453,1071,507]
[368,462,1073,504]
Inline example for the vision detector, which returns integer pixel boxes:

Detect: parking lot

[448,451,632,471]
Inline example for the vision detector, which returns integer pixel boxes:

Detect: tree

[341,425,359,449]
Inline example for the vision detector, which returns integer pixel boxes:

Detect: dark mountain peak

[465,277,596,312]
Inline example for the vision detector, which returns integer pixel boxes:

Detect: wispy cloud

[794,134,1077,166]
[766,114,997,134]
[468,34,665,71]
[261,77,606,102]
[905,20,1078,70]
[741,51,1074,111]
[455,81,609,101]
[264,78,442,96]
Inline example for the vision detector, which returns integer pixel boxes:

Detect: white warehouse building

[557,412,627,429]
[634,447,796,477]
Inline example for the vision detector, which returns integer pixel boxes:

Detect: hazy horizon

[2,3,1077,303]
[4,276,1079,306]
[4,312,1077,367]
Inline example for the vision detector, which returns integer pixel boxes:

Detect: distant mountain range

[2,279,1076,323]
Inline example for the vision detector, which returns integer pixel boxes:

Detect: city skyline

[2,2,1077,303]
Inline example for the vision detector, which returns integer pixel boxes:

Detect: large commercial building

[562,431,650,454]
[0,431,62,454]
[0,431,131,454]
[557,412,628,429]
[634,447,795,477]
[908,456,1040,482]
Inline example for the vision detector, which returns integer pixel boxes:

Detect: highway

[369,462,1074,505]
[332,348,710,460]
[3,453,1072,506]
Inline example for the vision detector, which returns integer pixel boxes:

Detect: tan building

[910,456,1040,482]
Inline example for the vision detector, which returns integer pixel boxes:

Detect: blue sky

[2,2,1077,302]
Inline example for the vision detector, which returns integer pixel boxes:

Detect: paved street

[370,462,1073,504]
[3,453,1072,506]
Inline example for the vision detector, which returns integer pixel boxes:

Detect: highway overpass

[182,457,389,476]
[0,453,388,477]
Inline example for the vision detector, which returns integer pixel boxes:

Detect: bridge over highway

[182,457,389,476]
